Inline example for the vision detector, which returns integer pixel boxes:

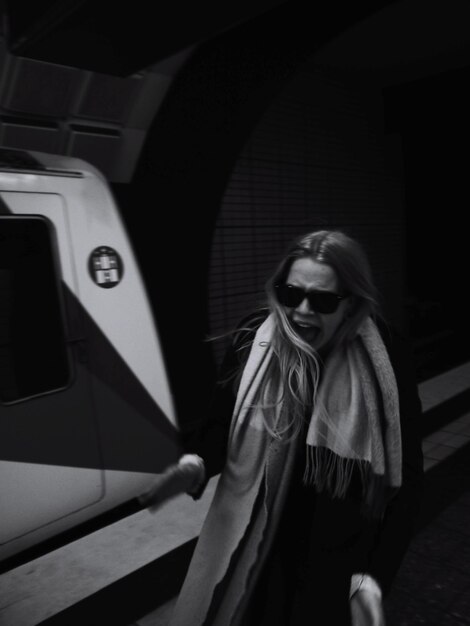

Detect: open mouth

[292,320,320,341]
[293,318,317,329]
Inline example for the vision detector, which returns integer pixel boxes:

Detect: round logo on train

[88,246,124,288]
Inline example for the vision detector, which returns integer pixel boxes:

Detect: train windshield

[0,216,70,402]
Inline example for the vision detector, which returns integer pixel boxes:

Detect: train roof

[0,147,105,180]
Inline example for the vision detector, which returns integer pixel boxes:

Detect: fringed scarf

[235,313,402,515]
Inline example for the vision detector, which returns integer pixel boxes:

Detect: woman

[146,230,424,625]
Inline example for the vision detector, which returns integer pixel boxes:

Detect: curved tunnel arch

[115,1,401,430]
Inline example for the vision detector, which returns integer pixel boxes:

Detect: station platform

[1,361,470,626]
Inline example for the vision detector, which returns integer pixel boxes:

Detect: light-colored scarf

[233,313,402,508]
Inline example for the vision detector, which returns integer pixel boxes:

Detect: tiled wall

[208,67,406,364]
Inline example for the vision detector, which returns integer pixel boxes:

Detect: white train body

[0,150,181,564]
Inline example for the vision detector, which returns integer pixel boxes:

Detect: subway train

[0,148,182,569]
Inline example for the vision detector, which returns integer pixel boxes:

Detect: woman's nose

[295,297,312,314]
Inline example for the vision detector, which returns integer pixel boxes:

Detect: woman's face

[283,257,351,351]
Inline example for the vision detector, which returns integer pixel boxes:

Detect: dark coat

[185,310,424,625]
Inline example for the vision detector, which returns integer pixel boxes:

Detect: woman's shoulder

[231,308,269,349]
[374,316,422,402]
[374,316,415,362]
[217,308,269,382]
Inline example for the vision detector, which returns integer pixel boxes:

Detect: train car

[0,147,182,568]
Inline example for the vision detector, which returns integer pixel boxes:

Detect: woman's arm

[182,310,268,498]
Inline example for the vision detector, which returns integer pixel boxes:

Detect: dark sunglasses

[274,284,348,314]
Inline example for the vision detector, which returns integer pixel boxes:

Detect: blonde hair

[257,229,380,441]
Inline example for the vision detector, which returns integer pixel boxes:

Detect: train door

[0,192,104,546]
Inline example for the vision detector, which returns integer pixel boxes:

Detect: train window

[0,216,70,402]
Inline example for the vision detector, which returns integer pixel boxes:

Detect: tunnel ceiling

[3,0,288,76]
[4,0,463,81]
[313,0,470,85]
[0,0,470,183]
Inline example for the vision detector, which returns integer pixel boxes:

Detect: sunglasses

[274,284,348,314]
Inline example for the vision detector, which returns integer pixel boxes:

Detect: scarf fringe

[304,445,369,499]
[304,445,392,519]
